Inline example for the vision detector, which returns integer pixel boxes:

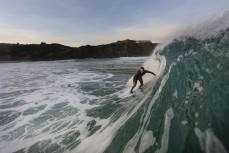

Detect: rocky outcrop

[0,40,157,61]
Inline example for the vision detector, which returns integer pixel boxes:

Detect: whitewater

[1,11,229,153]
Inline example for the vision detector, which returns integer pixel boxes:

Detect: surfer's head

[140,67,145,73]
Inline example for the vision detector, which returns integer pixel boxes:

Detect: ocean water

[0,57,151,153]
[1,12,229,153]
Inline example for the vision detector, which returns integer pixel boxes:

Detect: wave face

[91,13,229,153]
[146,29,229,153]
[75,12,229,153]
[1,13,229,153]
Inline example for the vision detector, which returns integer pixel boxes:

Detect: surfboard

[119,92,136,98]
[124,93,135,97]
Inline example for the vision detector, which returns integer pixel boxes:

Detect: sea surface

[1,12,229,153]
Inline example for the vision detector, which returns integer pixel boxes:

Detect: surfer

[130,67,156,93]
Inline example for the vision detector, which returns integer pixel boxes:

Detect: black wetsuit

[133,70,155,86]
[130,70,156,93]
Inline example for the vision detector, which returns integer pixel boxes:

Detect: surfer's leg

[139,78,143,87]
[130,78,137,93]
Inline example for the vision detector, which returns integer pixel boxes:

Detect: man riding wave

[130,67,156,93]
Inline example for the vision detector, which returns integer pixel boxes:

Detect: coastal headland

[0,39,157,61]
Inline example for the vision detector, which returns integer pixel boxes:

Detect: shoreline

[0,56,151,63]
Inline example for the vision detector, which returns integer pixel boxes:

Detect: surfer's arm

[146,70,156,76]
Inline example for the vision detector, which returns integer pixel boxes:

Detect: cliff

[0,40,157,61]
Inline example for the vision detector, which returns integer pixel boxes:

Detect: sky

[0,0,228,46]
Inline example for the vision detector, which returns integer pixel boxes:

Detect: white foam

[194,128,205,151]
[155,107,174,153]
[119,56,149,60]
[139,130,155,153]
[195,122,198,126]
[194,128,228,153]
[194,82,204,93]
[181,120,188,125]
[195,112,199,118]
[0,60,120,153]
[173,89,178,98]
